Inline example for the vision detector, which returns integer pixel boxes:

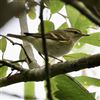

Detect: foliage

[51,75,95,100]
[0,0,100,100]
[0,37,7,52]
[0,66,8,78]
[24,82,35,100]
[75,76,100,88]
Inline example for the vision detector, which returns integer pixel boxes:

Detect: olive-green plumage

[7,28,89,57]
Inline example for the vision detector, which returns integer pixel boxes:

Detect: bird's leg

[7,68,14,78]
[38,51,45,60]
[48,55,63,62]
[38,51,63,62]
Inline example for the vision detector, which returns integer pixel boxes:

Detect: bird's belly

[33,39,73,57]
[47,41,73,57]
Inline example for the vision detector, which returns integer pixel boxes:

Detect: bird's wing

[24,33,41,38]
[24,30,69,41]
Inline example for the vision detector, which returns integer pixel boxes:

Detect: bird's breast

[33,39,74,57]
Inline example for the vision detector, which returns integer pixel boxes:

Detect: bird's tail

[7,34,28,41]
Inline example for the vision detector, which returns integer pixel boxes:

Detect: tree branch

[39,1,53,99]
[0,54,100,87]
[61,0,100,26]
[0,60,26,71]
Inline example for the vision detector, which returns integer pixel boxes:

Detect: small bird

[78,0,100,19]
[7,28,89,57]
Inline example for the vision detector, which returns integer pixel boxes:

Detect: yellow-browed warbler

[7,28,89,57]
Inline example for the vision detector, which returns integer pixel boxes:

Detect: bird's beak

[82,34,90,36]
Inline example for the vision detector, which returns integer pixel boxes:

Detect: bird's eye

[74,31,81,34]
[74,31,79,34]
[63,29,67,32]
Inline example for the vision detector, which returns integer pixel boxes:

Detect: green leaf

[24,82,35,100]
[28,7,36,19]
[75,42,85,49]
[0,66,8,78]
[19,48,26,60]
[66,5,80,27]
[80,32,100,46]
[66,5,93,33]
[38,20,55,33]
[64,53,90,60]
[48,0,64,13]
[75,76,100,88]
[51,75,95,100]
[58,22,68,30]
[74,15,93,33]
[0,37,7,52]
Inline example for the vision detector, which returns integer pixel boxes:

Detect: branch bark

[61,0,100,26]
[0,54,100,87]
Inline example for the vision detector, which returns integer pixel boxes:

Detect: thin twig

[10,59,26,63]
[0,35,32,63]
[39,1,53,100]
[58,12,68,19]
[0,60,26,71]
